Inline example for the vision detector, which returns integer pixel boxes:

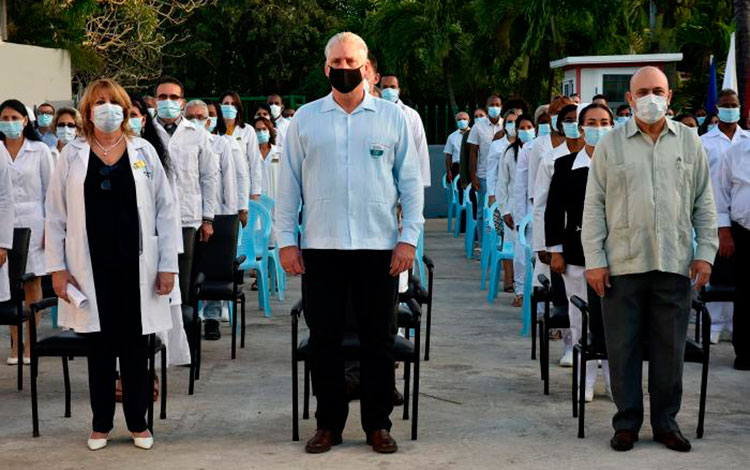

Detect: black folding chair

[399,255,434,361]
[291,298,422,442]
[569,295,711,439]
[192,214,246,360]
[28,298,167,437]
[536,274,570,395]
[0,228,31,391]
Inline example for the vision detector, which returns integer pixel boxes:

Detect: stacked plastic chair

[237,200,273,317]
[452,178,465,239]
[463,186,477,258]
[442,173,455,232]
[258,195,286,301]
[516,214,533,336]
[485,203,515,302]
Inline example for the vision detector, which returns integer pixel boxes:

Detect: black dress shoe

[393,387,404,406]
[734,357,750,371]
[610,430,639,451]
[305,429,342,454]
[204,319,221,340]
[654,431,691,452]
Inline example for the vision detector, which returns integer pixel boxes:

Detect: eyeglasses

[99,162,120,191]
[57,123,77,129]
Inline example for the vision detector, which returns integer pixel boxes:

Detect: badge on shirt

[370,143,386,158]
[133,159,151,177]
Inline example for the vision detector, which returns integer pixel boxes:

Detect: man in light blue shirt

[276,32,423,455]
[35,103,58,149]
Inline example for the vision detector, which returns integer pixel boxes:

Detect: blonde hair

[78,78,134,138]
[324,32,368,64]
[53,107,83,133]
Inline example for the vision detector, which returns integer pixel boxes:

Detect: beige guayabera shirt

[581,117,718,278]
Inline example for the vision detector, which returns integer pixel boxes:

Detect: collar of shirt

[319,91,376,115]
[704,125,749,143]
[626,115,677,141]
[158,115,182,136]
[572,149,591,170]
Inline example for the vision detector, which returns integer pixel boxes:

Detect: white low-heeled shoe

[23,357,31,365]
[132,432,154,450]
[7,356,18,366]
[87,433,109,451]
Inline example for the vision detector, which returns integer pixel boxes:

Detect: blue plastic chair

[452,178,465,238]
[463,186,478,258]
[442,173,455,233]
[487,206,515,303]
[517,214,533,335]
[237,200,272,317]
[480,195,494,289]
[257,195,286,300]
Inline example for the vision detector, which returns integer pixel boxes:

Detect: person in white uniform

[0,99,54,364]
[220,90,263,202]
[45,79,179,450]
[267,94,290,147]
[53,107,83,154]
[701,89,749,344]
[379,74,431,188]
[487,110,517,207]
[0,143,14,304]
[444,112,470,183]
[253,116,282,202]
[532,102,584,367]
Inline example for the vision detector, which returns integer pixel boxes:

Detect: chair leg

[240,294,246,349]
[32,355,40,437]
[572,349,579,417]
[18,316,23,391]
[403,361,411,420]
[542,325,550,395]
[424,304,432,362]
[537,321,544,376]
[412,358,420,440]
[303,361,310,420]
[196,327,202,381]
[578,357,586,439]
[292,356,299,441]
[160,349,167,420]
[62,357,71,418]
[231,298,237,359]
[531,297,537,360]
[697,358,709,438]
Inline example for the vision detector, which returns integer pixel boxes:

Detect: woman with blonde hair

[45,78,179,451]
[53,107,83,153]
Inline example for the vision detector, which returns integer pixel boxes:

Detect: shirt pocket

[675,160,694,224]
[176,146,199,180]
[365,139,395,203]
[607,163,635,229]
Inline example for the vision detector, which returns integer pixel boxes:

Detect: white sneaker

[87,433,109,451]
[221,302,230,322]
[6,356,18,366]
[23,357,30,365]
[132,432,154,450]
[559,348,574,367]
[710,331,720,345]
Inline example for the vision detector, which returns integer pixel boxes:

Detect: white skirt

[0,262,9,302]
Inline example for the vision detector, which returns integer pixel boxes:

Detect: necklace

[93,133,124,157]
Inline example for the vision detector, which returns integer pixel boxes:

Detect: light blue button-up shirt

[275,92,424,250]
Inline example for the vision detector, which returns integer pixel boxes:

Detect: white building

[549,53,683,107]
[0,0,72,109]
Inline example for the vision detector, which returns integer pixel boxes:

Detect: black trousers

[302,249,398,435]
[601,271,691,434]
[731,223,750,361]
[86,333,149,433]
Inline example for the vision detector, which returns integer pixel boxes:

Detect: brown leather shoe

[654,431,691,452]
[610,430,639,451]
[304,429,342,454]
[366,429,398,454]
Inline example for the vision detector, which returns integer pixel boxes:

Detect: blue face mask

[718,107,741,124]
[93,103,124,132]
[697,116,706,126]
[221,104,238,119]
[208,117,217,133]
[37,113,53,128]
[538,123,551,136]
[157,100,181,119]
[475,116,488,125]
[256,129,270,144]
[504,121,516,137]
[147,108,156,118]
[614,116,629,127]
[381,88,400,103]
[487,106,502,119]
[708,123,718,133]
[562,121,580,139]
[583,126,613,146]
[456,119,469,130]
[189,118,207,130]
[518,128,535,143]
[0,120,24,139]
[550,115,558,130]
[129,117,143,135]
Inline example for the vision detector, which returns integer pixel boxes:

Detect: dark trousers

[86,333,149,433]
[302,249,398,434]
[731,223,750,361]
[601,271,691,434]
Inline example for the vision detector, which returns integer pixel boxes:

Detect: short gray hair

[185,99,208,114]
[324,32,368,64]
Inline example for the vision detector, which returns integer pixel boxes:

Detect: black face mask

[328,66,363,94]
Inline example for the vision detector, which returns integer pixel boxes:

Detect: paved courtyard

[1,219,748,469]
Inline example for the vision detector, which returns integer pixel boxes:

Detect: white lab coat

[154,118,219,229]
[5,138,53,276]
[396,100,431,187]
[274,117,290,149]
[0,143,14,302]
[261,144,281,202]
[486,136,510,199]
[227,124,263,197]
[208,134,238,215]
[45,137,180,334]
[224,135,249,212]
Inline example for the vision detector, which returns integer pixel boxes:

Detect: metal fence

[412,103,476,145]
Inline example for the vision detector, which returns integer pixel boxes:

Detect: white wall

[0,40,72,108]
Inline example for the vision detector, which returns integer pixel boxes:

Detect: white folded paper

[66,284,89,309]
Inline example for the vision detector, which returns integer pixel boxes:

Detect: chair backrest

[179,227,197,305]
[194,215,240,282]
[517,214,532,248]
[258,194,275,212]
[239,200,272,267]
[441,173,448,190]
[7,228,31,299]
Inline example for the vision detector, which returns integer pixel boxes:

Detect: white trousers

[707,301,733,333]
[510,229,526,296]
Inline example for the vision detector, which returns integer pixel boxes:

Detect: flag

[707,55,718,112]
[723,32,738,92]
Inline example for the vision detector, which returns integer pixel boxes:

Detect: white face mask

[633,94,668,124]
